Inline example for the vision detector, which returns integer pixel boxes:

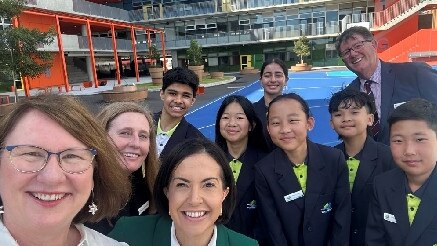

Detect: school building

[5,0,437,95]
[6,0,165,96]
[104,0,437,71]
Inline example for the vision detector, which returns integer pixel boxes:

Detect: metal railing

[159,22,339,49]
[144,0,335,21]
[26,0,144,22]
[372,0,420,27]
[37,35,149,53]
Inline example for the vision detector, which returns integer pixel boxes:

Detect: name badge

[138,201,149,215]
[383,212,397,223]
[284,190,304,202]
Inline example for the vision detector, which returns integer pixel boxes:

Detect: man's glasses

[339,40,372,59]
[2,145,97,174]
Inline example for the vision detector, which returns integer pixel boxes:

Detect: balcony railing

[339,12,374,33]
[157,22,339,49]
[27,0,144,22]
[38,34,149,52]
[144,0,336,21]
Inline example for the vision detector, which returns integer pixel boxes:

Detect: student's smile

[170,103,185,112]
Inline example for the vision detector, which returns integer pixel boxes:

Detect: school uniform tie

[364,80,380,138]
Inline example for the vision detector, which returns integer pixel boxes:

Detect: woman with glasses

[87,102,159,234]
[109,138,258,245]
[0,95,130,245]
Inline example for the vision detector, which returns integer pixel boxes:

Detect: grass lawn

[135,76,233,90]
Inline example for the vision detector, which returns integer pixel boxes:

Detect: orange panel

[379,29,437,62]
[17,9,165,95]
[27,53,65,89]
[374,14,419,53]
[19,12,56,31]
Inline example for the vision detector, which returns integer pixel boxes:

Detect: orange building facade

[16,1,165,96]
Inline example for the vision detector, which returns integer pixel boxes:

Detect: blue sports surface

[186,69,357,146]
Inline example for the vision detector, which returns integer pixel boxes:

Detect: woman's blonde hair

[97,102,159,203]
[0,95,131,223]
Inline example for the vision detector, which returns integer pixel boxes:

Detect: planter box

[290,63,312,72]
[101,87,148,103]
[113,85,137,92]
[188,65,204,83]
[149,67,164,85]
[210,71,224,79]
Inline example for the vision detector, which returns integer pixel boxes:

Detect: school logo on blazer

[246,200,256,210]
[321,202,332,214]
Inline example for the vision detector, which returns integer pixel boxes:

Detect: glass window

[217,18,228,35]
[229,19,239,35]
[326,10,338,22]
[208,57,219,66]
[239,19,250,25]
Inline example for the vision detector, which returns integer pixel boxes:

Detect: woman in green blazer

[109,138,258,246]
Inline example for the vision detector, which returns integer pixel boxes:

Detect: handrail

[373,0,422,28]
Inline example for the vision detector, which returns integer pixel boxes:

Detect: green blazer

[109,214,258,246]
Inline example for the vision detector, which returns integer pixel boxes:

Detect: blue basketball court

[186,69,357,146]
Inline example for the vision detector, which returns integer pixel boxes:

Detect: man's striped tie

[364,80,380,138]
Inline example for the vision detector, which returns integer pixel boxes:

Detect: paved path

[76,73,260,115]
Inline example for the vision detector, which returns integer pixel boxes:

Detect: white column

[82,25,94,81]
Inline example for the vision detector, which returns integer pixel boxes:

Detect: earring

[88,190,98,215]
[220,207,222,216]
[0,206,4,215]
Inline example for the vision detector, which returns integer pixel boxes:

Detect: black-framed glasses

[339,40,372,58]
[2,145,97,174]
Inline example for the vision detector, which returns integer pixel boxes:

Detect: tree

[186,40,203,66]
[0,0,55,94]
[293,36,311,65]
[147,44,161,67]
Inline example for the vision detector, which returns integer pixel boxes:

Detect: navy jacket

[346,61,437,145]
[225,146,267,240]
[366,167,437,246]
[253,97,275,152]
[153,112,205,159]
[255,140,351,246]
[335,136,395,246]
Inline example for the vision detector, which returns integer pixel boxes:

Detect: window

[185,25,195,31]
[206,23,217,29]
[239,19,250,25]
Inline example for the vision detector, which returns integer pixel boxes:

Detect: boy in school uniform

[154,67,205,159]
[366,98,437,246]
[329,89,395,246]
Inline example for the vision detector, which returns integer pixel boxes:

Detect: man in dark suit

[154,67,205,159]
[335,26,437,145]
